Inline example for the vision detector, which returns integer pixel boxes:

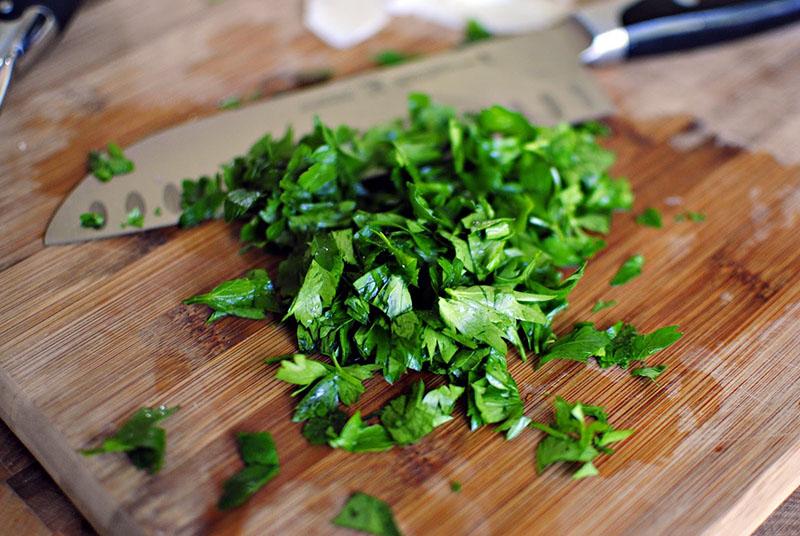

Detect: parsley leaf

[610,254,644,286]
[464,19,492,43]
[218,431,280,510]
[530,397,633,479]
[185,269,278,323]
[675,211,706,222]
[592,299,616,312]
[80,212,105,229]
[538,323,609,366]
[450,481,462,492]
[81,406,178,474]
[88,142,134,182]
[333,492,402,536]
[381,381,464,445]
[635,207,662,228]
[539,322,681,370]
[374,50,413,66]
[121,206,144,229]
[631,364,667,381]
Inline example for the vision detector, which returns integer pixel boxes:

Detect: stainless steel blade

[45,21,612,245]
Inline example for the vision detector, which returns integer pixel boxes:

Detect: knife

[0,0,81,111]
[44,0,800,245]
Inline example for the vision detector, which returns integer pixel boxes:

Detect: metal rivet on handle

[0,2,13,15]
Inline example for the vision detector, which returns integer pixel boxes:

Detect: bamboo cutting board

[2,1,800,535]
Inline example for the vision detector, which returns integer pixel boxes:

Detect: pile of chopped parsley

[181,93,643,443]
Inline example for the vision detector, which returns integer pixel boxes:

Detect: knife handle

[0,0,81,31]
[621,0,752,26]
[626,0,800,57]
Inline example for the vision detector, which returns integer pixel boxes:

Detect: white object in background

[304,0,391,49]
[303,0,573,49]
[387,0,572,34]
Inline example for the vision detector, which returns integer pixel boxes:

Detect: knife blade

[45,19,610,245]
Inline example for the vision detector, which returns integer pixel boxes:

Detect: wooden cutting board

[2,1,800,535]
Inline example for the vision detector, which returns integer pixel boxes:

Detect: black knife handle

[622,0,753,26]
[627,0,800,57]
[0,0,81,31]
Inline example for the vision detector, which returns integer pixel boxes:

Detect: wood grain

[2,1,800,535]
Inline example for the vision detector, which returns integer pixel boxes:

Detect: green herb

[631,364,666,382]
[450,480,462,492]
[635,207,662,228]
[464,19,492,43]
[530,397,633,479]
[185,269,279,323]
[374,50,414,66]
[218,431,280,510]
[183,94,631,442]
[219,96,243,110]
[80,211,105,229]
[539,321,681,370]
[675,211,705,222]
[154,207,163,216]
[333,492,402,536]
[592,299,616,312]
[610,254,643,286]
[80,406,178,474]
[88,142,134,182]
[121,206,144,229]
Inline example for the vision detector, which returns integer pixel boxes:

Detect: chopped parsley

[80,406,178,474]
[530,397,633,479]
[592,299,616,313]
[539,321,681,370]
[675,211,706,222]
[611,254,643,286]
[333,492,402,536]
[635,207,662,228]
[631,364,667,382]
[181,94,634,448]
[450,480,462,492]
[374,50,414,66]
[464,19,492,43]
[185,268,279,323]
[121,206,144,228]
[79,211,105,229]
[88,142,134,182]
[218,96,243,110]
[218,431,280,510]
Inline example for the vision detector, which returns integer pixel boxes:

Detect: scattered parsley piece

[153,207,162,216]
[121,206,144,229]
[675,211,706,222]
[178,175,225,227]
[333,492,402,536]
[530,397,633,479]
[81,406,178,474]
[79,211,105,229]
[450,480,462,493]
[539,321,681,370]
[635,207,662,228]
[218,96,243,110]
[600,322,681,369]
[610,254,644,286]
[464,19,492,43]
[185,268,279,323]
[88,142,134,182]
[374,50,413,66]
[631,364,667,382]
[218,431,280,510]
[592,299,616,313]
